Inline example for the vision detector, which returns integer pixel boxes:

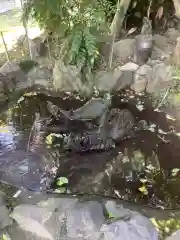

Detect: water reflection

[0,93,179,208]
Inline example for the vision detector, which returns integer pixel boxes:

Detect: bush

[23,0,114,81]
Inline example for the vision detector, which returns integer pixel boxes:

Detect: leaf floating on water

[136,104,144,111]
[23,92,37,96]
[139,186,148,195]
[17,96,25,104]
[158,129,167,135]
[166,114,176,121]
[171,168,180,177]
[56,177,69,187]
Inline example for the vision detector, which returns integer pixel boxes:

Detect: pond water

[0,92,180,209]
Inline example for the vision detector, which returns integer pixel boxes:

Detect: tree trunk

[110,0,131,38]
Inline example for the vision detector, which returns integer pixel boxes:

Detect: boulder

[166,230,180,240]
[132,64,152,92]
[53,59,93,95]
[151,34,174,61]
[26,66,52,87]
[113,39,135,63]
[95,62,139,92]
[147,62,173,93]
[165,28,180,43]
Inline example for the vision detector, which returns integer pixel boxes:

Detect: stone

[165,28,180,43]
[17,33,48,60]
[166,230,180,240]
[146,62,173,93]
[10,204,53,240]
[0,61,20,74]
[53,59,93,95]
[101,212,158,240]
[134,35,153,65]
[151,34,174,61]
[66,201,105,239]
[37,197,78,213]
[173,37,180,66]
[0,61,27,92]
[132,64,152,92]
[95,62,138,92]
[26,66,52,87]
[113,39,135,63]
[0,205,13,229]
[173,0,180,19]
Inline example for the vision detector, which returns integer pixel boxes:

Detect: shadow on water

[0,92,180,209]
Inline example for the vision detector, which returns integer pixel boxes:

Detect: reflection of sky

[0,125,19,154]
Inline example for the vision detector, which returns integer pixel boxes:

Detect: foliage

[22,0,113,81]
[151,217,180,240]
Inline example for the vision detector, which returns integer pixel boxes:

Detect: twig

[26,112,40,153]
[147,0,152,19]
[20,0,33,60]
[109,0,120,69]
[0,31,10,61]
[154,88,170,111]
[46,37,53,67]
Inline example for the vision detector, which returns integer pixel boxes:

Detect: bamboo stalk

[20,0,33,60]
[0,31,10,61]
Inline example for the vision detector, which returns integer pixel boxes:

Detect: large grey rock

[165,28,180,43]
[95,62,138,92]
[166,230,180,240]
[0,205,12,229]
[0,61,27,92]
[113,39,135,63]
[132,64,152,92]
[101,213,158,240]
[66,201,105,239]
[26,66,52,87]
[53,59,93,95]
[147,62,173,93]
[151,34,174,60]
[10,204,54,240]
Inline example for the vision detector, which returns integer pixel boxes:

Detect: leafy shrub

[23,0,114,81]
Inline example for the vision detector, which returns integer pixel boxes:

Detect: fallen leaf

[166,114,176,121]
[56,177,69,187]
[139,185,148,195]
[126,27,137,36]
[171,168,180,176]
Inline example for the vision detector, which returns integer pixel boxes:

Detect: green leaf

[56,177,69,186]
[171,168,180,177]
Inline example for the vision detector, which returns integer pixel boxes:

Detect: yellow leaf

[139,185,148,195]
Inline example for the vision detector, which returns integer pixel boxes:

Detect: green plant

[23,0,112,81]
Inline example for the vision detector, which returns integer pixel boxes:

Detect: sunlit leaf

[24,92,37,96]
[126,27,137,36]
[171,168,180,177]
[56,177,69,187]
[17,96,25,104]
[139,185,148,195]
[166,114,176,121]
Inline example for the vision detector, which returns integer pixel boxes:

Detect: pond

[0,91,180,209]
